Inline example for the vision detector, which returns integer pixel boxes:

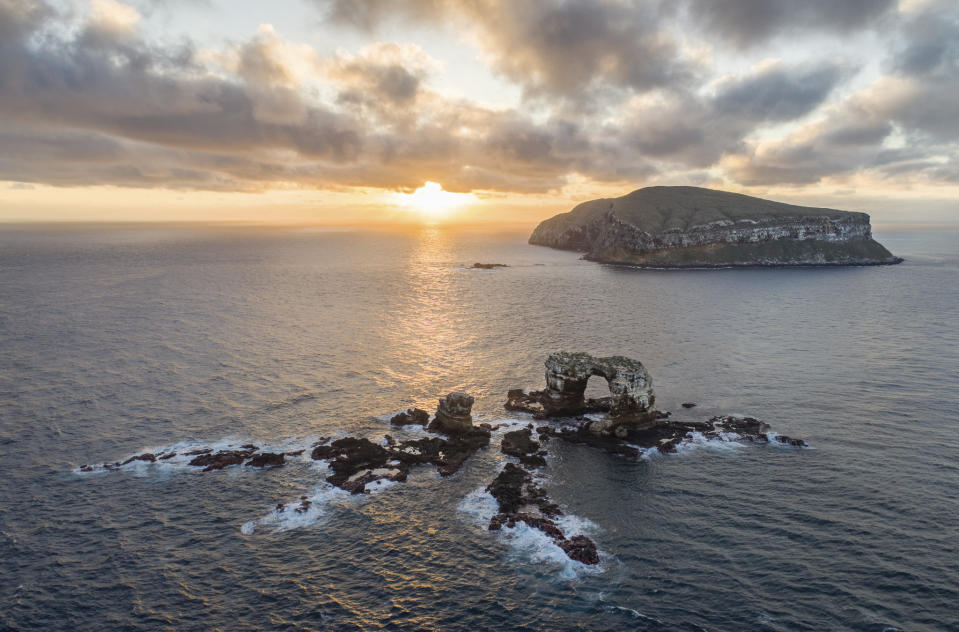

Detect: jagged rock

[484,463,596,565]
[505,389,546,415]
[775,435,807,447]
[391,427,491,476]
[711,415,770,435]
[312,426,491,493]
[189,449,256,472]
[390,408,430,426]
[543,352,654,418]
[538,414,805,459]
[246,452,285,468]
[501,428,547,468]
[560,535,600,565]
[318,437,397,492]
[121,453,156,465]
[507,353,654,427]
[429,392,475,434]
[529,186,902,267]
[487,463,558,516]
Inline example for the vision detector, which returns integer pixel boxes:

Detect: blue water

[1,224,957,631]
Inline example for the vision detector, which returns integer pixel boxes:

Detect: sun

[394,181,476,219]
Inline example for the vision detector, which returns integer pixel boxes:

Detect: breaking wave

[457,486,606,580]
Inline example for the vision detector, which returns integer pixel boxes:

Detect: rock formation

[535,415,805,460]
[429,391,475,433]
[82,379,807,568]
[485,463,599,565]
[310,424,492,493]
[500,427,547,468]
[529,186,902,267]
[390,408,430,426]
[506,352,654,426]
[470,262,508,269]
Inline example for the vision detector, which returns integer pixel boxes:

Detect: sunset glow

[394,182,478,220]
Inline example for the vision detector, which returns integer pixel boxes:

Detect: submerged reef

[80,353,806,568]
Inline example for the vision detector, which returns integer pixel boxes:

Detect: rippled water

[1,223,957,631]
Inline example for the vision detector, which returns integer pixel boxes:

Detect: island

[529,186,902,267]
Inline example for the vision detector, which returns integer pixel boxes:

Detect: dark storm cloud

[683,0,896,48]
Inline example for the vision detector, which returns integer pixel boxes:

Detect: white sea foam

[490,417,532,430]
[602,604,664,624]
[765,431,810,448]
[457,486,606,579]
[240,474,400,535]
[74,434,328,475]
[392,423,430,436]
[240,484,350,535]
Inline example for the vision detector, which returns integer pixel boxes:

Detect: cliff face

[529,186,902,267]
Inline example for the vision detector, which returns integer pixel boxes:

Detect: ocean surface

[1,223,957,631]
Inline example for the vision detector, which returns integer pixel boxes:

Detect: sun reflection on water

[379,227,477,399]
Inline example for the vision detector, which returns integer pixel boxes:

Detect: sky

[0,0,957,225]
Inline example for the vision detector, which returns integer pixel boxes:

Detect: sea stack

[430,392,475,433]
[529,186,902,267]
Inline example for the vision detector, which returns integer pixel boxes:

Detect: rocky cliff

[529,186,902,267]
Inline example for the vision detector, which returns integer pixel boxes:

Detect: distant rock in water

[470,262,508,269]
[529,186,902,267]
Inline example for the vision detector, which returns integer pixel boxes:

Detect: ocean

[1,223,957,631]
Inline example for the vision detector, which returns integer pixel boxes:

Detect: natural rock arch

[541,352,654,419]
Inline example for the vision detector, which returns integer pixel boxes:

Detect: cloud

[318,0,697,102]
[1,0,956,201]
[618,60,846,168]
[711,60,847,122]
[683,0,896,48]
[0,0,664,193]
[723,1,959,186]
[328,42,436,109]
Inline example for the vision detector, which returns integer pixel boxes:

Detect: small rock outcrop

[308,412,492,494]
[506,352,654,423]
[429,392,475,434]
[529,186,902,267]
[485,463,599,565]
[390,408,430,426]
[501,427,547,468]
[246,452,285,468]
[189,447,258,472]
[471,262,508,269]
